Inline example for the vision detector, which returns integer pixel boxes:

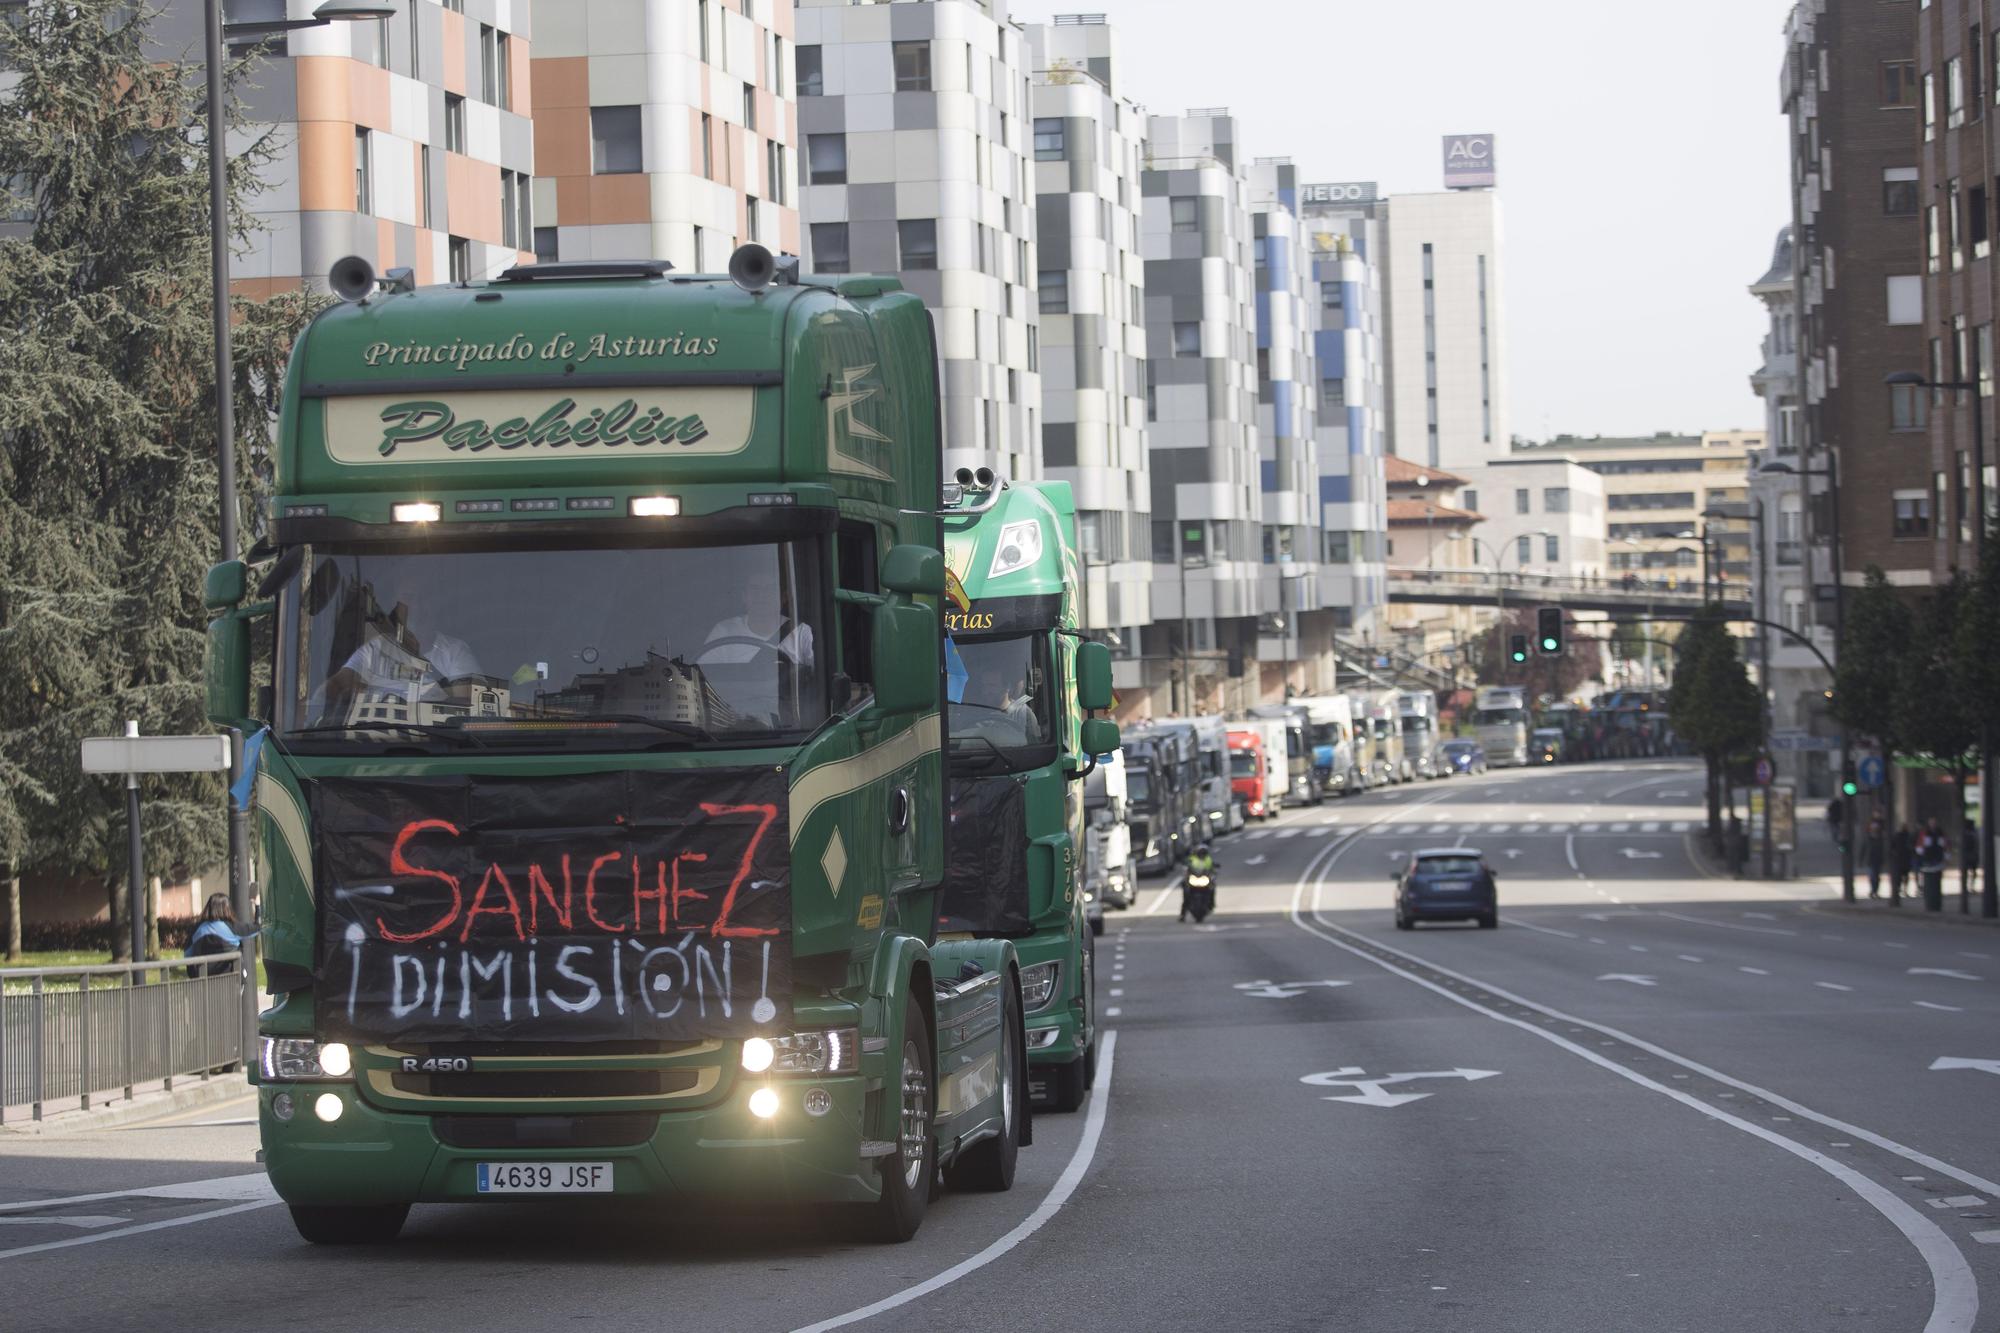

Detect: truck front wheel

[949,979,1023,1193]
[288,1202,408,1246]
[1045,1052,1088,1112]
[869,997,934,1241]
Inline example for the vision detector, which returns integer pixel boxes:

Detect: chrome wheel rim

[898,1040,929,1191]
[998,1030,1015,1142]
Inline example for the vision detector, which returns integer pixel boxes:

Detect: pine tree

[1670,611,1761,846]
[0,1,320,956]
[1834,568,1914,826]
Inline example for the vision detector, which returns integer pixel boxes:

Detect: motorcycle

[1182,866,1216,924]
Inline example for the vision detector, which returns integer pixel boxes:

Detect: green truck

[936,473,1115,1113]
[203,248,1040,1244]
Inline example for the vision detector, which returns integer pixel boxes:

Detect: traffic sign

[1857,755,1887,790]
[81,733,232,775]
[1754,757,1773,786]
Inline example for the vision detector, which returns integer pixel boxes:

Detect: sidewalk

[1692,822,2000,925]
[1,1070,250,1135]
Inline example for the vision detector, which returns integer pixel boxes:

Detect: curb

[0,1071,251,1136]
[1806,898,2000,931]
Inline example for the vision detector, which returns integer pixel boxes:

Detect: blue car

[1439,740,1488,775]
[1394,848,1499,930]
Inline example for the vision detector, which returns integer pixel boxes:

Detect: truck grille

[390,1069,701,1099]
[435,1114,659,1150]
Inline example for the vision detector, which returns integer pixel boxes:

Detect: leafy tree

[1670,611,1761,845]
[1833,568,1914,827]
[1901,576,1978,895]
[0,1,318,957]
[1471,605,1601,698]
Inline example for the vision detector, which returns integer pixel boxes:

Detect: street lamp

[1883,371,1997,919]
[205,0,398,1048]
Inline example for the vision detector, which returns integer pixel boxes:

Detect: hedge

[20,917,204,953]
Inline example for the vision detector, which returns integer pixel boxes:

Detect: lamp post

[1706,503,1772,876]
[205,0,399,1046]
[1885,371,1995,919]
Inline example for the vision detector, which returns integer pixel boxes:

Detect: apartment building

[160,0,534,293]
[1380,188,1509,472]
[1025,15,1150,676]
[1382,456,1483,682]
[1784,1,1932,606]
[1298,182,1391,645]
[1915,0,2000,574]
[796,0,1041,481]
[1454,454,1607,582]
[1247,159,1330,701]
[1141,108,1261,716]
[528,0,799,270]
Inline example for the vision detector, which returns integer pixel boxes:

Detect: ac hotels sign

[1443,133,1497,189]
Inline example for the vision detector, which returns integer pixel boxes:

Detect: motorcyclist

[1180,843,1217,923]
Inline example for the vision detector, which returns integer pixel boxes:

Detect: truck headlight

[987,520,1044,578]
[765,1028,859,1075]
[1019,961,1060,1012]
[259,1038,353,1083]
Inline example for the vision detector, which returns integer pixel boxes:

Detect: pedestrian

[1916,818,1948,912]
[183,892,256,978]
[1889,824,1914,904]
[1863,816,1886,898]
[1825,797,1845,850]
[1962,820,1981,907]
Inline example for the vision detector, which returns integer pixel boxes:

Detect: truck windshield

[1474,707,1526,727]
[1126,769,1152,804]
[1401,715,1430,734]
[947,633,1056,767]
[281,540,828,747]
[1307,722,1342,747]
[1372,718,1394,740]
[1229,750,1256,777]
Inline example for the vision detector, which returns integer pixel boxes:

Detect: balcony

[1775,539,1803,567]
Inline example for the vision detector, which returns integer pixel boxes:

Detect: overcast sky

[1019,0,1796,443]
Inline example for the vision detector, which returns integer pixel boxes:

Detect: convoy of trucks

[1249,703,1321,806]
[207,248,1122,1246]
[1473,686,1531,767]
[1153,715,1241,837]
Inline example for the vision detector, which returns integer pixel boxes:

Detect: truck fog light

[802,1087,833,1118]
[748,1087,780,1119]
[272,1092,295,1122]
[741,1037,775,1073]
[313,1092,344,1123]
[318,1043,351,1077]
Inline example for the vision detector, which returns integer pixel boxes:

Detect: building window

[1322,281,1345,311]
[1320,378,1345,411]
[899,218,938,271]
[1926,71,1938,141]
[1975,27,1987,110]
[1543,487,1570,513]
[352,15,387,69]
[448,235,470,284]
[480,25,509,107]
[743,82,756,132]
[1039,268,1069,313]
[500,169,519,248]
[1462,489,1480,514]
[893,40,931,92]
[1170,197,1198,233]
[1896,378,1928,430]
[1883,166,1918,216]
[1887,274,1923,326]
[811,222,850,274]
[745,196,758,244]
[1033,117,1064,160]
[766,141,787,205]
[1974,183,1992,259]
[1981,322,1995,398]
[1881,58,1919,106]
[1514,488,1530,515]
[796,44,823,97]
[807,133,846,185]
[1949,55,1966,128]
[1893,489,1931,539]
[592,105,643,175]
[532,227,557,263]
[1545,534,1560,563]
[419,144,433,228]
[353,127,372,213]
[1950,178,1965,268]
[444,94,467,154]
[1515,535,1530,564]
[1927,204,1941,274]
[1173,322,1200,357]
[700,113,713,180]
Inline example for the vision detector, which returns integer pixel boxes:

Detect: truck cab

[1399,690,1441,779]
[1154,716,1239,837]
[1082,750,1136,914]
[207,251,1034,1246]
[1226,729,1274,819]
[1249,704,1320,806]
[1122,726,1195,873]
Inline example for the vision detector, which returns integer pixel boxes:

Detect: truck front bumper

[258,1076,883,1208]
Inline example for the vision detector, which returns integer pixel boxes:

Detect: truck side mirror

[1081,717,1119,760]
[872,599,938,715]
[206,613,250,728]
[1075,641,1114,712]
[881,544,944,596]
[203,559,247,611]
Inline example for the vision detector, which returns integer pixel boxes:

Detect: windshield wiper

[285,722,490,749]
[582,714,720,743]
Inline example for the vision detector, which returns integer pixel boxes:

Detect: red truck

[1227,729,1276,820]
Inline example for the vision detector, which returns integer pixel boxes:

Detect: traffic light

[1536,606,1564,655]
[1508,634,1529,664]
[1841,759,1859,798]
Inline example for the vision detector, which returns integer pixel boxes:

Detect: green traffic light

[1842,781,1858,797]
[1540,638,1557,651]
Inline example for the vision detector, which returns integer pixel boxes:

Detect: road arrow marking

[1503,848,1524,859]
[1245,854,1268,866]
[1598,973,1658,986]
[1234,979,1353,999]
[1619,848,1663,860]
[1742,912,1779,921]
[1929,1057,2000,1077]
[1191,923,1259,933]
[1300,1067,1500,1108]
[1909,968,1983,981]
[1916,1001,1965,1013]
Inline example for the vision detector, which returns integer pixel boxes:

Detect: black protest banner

[311,769,790,1043]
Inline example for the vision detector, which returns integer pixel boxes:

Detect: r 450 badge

[399,1056,471,1073]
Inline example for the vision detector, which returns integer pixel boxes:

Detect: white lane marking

[1108,988,1124,997]
[1289,877,1981,1333]
[1931,1196,1987,1209]
[1426,824,1450,834]
[1640,822,1660,833]
[1885,942,1913,950]
[1742,911,1779,921]
[1815,982,1855,992]
[1486,824,1511,834]
[1909,969,1983,982]
[1973,1230,2000,1244]
[1140,875,1184,917]
[1930,1058,2000,1077]
[1604,770,1700,800]
[1580,823,1601,833]
[1565,835,1580,874]
[1104,1007,1122,1017]
[1395,825,1421,836]
[1508,918,1581,940]
[1518,824,1541,834]
[1655,911,1796,937]
[1740,966,1771,976]
[1960,951,1991,960]
[1245,854,1268,867]
[0,1200,277,1261]
[1589,937,1607,945]
[1547,823,1572,833]
[792,1031,1120,1333]
[1671,822,1692,832]
[1247,829,1273,841]
[1917,1002,1966,1013]
[1628,945,1649,953]
[0,1215,129,1230]
[1608,823,1631,833]
[0,1172,275,1215]
[1678,955,1705,964]
[1598,974,1658,987]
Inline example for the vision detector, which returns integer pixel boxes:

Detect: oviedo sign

[311,770,792,1043]
[324,386,757,464]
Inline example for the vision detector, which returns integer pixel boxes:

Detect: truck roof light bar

[391,502,440,523]
[497,260,674,283]
[630,496,681,517]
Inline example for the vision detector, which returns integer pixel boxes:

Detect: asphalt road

[4,758,1997,1331]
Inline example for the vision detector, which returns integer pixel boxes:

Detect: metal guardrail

[0,953,247,1124]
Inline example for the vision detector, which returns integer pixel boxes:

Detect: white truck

[1474,686,1530,767]
[1398,691,1443,779]
[1083,749,1137,928]
[1360,689,1409,785]
[1292,694,1364,796]
[1154,715,1242,836]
